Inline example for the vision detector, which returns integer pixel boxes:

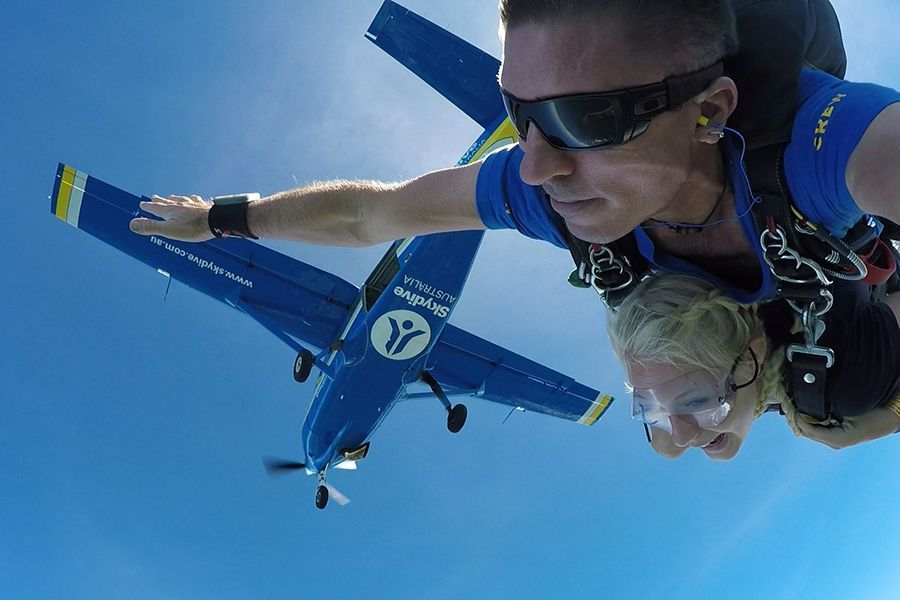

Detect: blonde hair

[607,274,802,433]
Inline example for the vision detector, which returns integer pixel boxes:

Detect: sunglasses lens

[548,96,618,147]
[501,91,621,149]
[501,93,528,139]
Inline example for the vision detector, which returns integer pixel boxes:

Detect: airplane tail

[366,1,505,130]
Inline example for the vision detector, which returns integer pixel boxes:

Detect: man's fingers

[139,200,177,219]
[131,194,213,242]
[129,217,159,236]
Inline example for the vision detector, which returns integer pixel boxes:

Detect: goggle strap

[732,346,761,391]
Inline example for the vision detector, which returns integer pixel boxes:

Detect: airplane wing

[426,325,613,426]
[50,164,359,352]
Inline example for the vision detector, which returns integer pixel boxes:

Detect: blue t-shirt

[475,69,900,303]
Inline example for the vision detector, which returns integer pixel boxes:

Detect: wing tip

[578,393,614,426]
[50,163,88,227]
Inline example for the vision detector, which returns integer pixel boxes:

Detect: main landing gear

[293,348,315,383]
[447,404,468,434]
[420,372,467,433]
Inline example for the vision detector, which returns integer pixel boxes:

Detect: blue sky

[4,1,900,598]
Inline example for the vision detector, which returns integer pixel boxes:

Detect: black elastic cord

[732,346,761,392]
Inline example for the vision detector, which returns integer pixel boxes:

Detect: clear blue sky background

[4,2,899,599]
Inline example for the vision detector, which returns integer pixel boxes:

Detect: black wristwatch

[208,193,261,239]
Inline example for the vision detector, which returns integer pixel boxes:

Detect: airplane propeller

[262,457,308,477]
[325,484,350,506]
[262,456,353,507]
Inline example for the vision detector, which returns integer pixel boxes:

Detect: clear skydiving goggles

[630,347,759,439]
[499,61,724,150]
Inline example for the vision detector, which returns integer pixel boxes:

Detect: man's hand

[129,195,214,242]
[797,407,900,450]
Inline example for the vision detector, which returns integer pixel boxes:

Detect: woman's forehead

[627,360,718,390]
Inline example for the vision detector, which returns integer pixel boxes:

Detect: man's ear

[692,76,739,144]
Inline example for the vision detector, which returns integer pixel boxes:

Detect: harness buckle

[587,244,639,294]
[786,344,835,369]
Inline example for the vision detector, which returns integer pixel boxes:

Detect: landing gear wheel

[293,349,315,383]
[315,485,329,509]
[447,403,468,433]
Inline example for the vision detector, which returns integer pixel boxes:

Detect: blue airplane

[49,1,613,509]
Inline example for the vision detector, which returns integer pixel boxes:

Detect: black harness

[564,156,897,422]
[562,0,899,422]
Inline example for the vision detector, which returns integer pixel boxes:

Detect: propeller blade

[334,460,358,471]
[325,483,351,506]
[262,457,307,477]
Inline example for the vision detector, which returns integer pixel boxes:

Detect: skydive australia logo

[371,310,432,361]
[393,286,451,318]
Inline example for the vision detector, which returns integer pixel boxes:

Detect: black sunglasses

[500,61,724,150]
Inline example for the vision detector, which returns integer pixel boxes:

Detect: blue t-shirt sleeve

[475,145,568,248]
[784,69,900,237]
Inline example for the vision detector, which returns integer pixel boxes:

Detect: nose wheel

[315,484,329,509]
[314,470,329,509]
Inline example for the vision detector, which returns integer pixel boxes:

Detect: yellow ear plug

[697,115,711,127]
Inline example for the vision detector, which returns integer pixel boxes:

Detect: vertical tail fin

[366,1,505,129]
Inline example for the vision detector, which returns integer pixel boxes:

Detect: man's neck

[648,144,726,226]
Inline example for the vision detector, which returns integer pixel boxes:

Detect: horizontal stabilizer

[366,1,505,129]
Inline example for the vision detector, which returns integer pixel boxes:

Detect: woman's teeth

[704,434,726,450]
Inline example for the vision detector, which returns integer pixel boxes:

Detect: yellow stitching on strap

[883,395,900,423]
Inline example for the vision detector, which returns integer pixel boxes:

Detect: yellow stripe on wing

[469,119,517,163]
[54,165,88,227]
[54,165,75,221]
[578,393,613,426]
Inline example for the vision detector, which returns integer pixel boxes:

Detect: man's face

[499,19,705,243]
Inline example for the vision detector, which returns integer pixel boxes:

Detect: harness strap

[561,139,895,422]
[745,145,841,420]
[562,225,648,308]
[788,351,832,421]
[860,237,897,285]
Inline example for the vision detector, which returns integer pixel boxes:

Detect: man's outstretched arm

[129,160,484,246]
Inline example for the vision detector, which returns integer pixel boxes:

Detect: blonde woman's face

[628,355,761,462]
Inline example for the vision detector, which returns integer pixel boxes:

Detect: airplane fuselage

[300,230,484,472]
